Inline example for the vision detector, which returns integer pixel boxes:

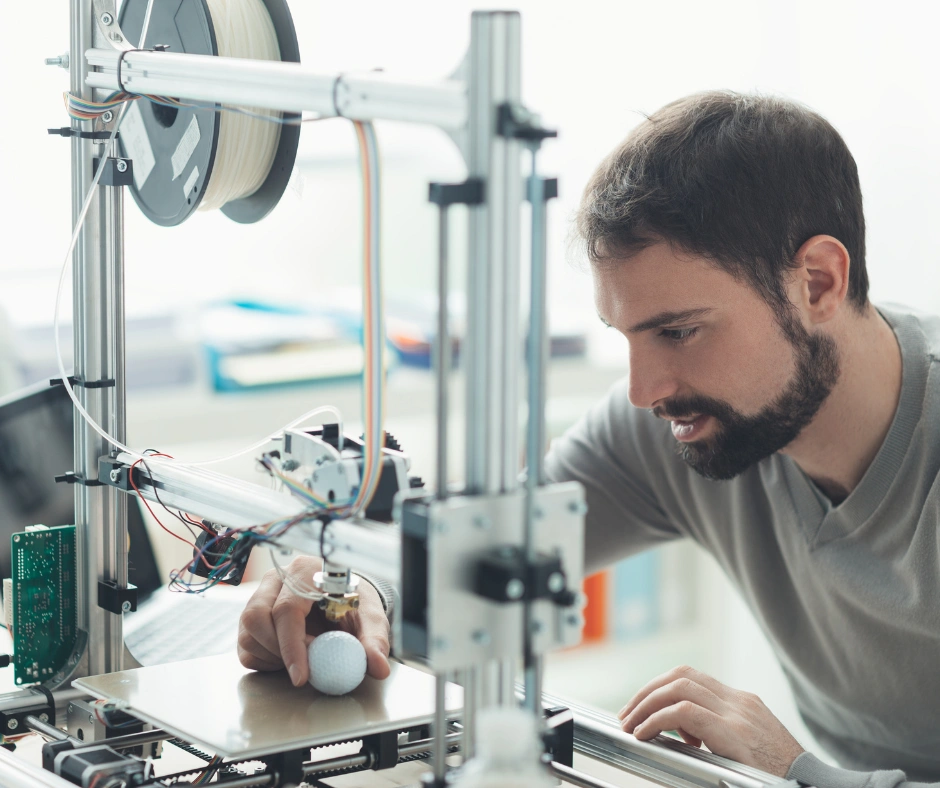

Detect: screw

[547,572,565,594]
[472,629,490,646]
[39,713,49,723]
[88,714,95,724]
[102,110,114,124]
[530,619,544,634]
[116,159,128,173]
[7,719,18,731]
[432,637,449,652]
[473,515,491,530]
[505,578,525,600]
[122,600,132,613]
[568,500,588,516]
[566,614,581,628]
[45,54,70,69]
[100,12,113,25]
[109,469,121,483]
[68,704,74,714]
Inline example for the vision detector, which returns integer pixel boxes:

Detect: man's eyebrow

[626,307,713,334]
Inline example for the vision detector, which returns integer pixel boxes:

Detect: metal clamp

[50,376,116,390]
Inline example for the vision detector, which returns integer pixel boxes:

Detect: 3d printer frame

[0,3,798,788]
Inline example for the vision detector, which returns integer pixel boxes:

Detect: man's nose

[627,346,679,410]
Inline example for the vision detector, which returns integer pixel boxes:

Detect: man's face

[592,242,840,479]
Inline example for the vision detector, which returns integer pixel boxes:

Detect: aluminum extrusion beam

[84,49,467,130]
[110,454,401,583]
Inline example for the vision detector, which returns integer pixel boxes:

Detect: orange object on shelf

[581,570,609,642]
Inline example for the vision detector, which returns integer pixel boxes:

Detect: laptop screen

[0,381,161,597]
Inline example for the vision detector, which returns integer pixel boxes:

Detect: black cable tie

[49,376,115,390]
[48,128,117,141]
[54,472,104,487]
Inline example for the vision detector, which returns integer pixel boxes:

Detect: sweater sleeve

[544,378,683,574]
[788,753,939,788]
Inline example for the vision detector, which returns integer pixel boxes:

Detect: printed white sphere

[307,631,367,695]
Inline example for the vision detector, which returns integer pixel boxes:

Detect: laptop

[0,381,246,668]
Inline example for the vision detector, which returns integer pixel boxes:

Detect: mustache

[652,394,736,422]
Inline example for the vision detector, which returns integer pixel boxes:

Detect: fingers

[621,675,725,735]
[237,570,288,671]
[632,701,722,745]
[618,665,726,721]
[272,561,319,687]
[676,728,703,748]
[351,580,391,680]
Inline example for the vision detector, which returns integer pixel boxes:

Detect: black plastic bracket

[526,177,558,203]
[363,730,399,771]
[0,687,56,739]
[428,178,485,207]
[543,706,574,768]
[474,546,577,606]
[50,376,116,390]
[48,128,118,141]
[93,157,134,188]
[98,580,138,614]
[98,458,142,492]
[260,747,308,786]
[497,102,558,142]
[54,472,105,488]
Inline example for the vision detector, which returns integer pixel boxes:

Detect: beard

[654,318,841,480]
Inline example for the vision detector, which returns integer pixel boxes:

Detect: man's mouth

[669,415,711,442]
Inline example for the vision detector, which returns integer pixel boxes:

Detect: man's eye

[659,326,699,343]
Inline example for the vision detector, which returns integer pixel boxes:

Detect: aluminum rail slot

[110,453,401,583]
[84,49,468,129]
[540,692,790,788]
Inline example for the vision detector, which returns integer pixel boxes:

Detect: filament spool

[118,0,300,226]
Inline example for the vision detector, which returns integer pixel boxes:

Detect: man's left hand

[618,665,804,777]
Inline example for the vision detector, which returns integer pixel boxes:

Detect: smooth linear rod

[110,453,401,583]
[84,49,468,130]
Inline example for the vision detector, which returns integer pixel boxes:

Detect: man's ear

[791,234,850,324]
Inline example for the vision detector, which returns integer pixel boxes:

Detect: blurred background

[2,0,939,764]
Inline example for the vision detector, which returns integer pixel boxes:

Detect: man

[238,92,940,787]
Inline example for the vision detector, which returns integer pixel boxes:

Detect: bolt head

[7,718,18,730]
[39,713,49,723]
[568,500,588,516]
[109,469,121,483]
[505,578,525,600]
[101,110,114,124]
[473,515,491,530]
[472,629,490,646]
[547,572,565,594]
[566,614,581,628]
[68,704,74,714]
[116,159,128,173]
[530,619,544,634]
[122,600,132,613]
[88,714,95,724]
[100,12,113,25]
[432,637,449,652]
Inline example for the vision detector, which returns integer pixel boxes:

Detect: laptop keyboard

[125,594,247,666]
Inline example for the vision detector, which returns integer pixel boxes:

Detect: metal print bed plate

[74,654,462,759]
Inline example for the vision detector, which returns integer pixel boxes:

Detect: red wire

[130,458,198,552]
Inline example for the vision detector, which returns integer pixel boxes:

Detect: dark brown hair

[576,91,868,313]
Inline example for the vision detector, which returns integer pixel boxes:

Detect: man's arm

[619,665,940,788]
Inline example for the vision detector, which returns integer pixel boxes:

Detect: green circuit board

[11,525,78,686]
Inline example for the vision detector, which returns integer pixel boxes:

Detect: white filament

[200,0,283,210]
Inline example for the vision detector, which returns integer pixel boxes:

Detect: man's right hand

[237,555,392,687]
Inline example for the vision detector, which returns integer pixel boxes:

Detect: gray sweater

[544,305,940,788]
